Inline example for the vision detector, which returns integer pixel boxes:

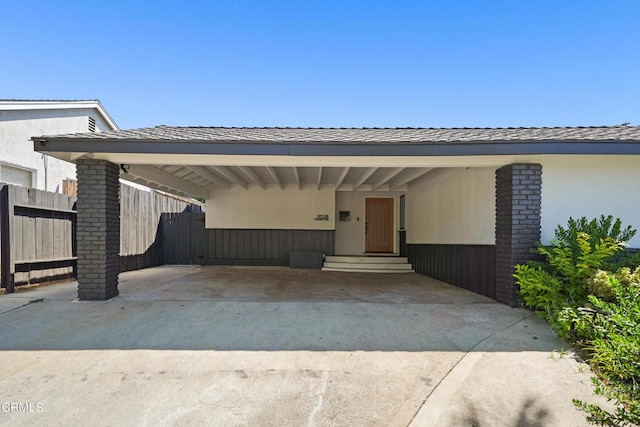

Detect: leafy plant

[515,264,564,317]
[554,216,635,252]
[554,216,639,271]
[587,270,619,302]
[514,216,640,426]
[514,229,624,314]
[574,377,640,427]
[587,268,640,303]
[569,271,640,426]
[541,233,623,297]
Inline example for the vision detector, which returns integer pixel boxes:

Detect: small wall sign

[339,211,350,222]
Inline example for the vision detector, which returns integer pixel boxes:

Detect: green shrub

[588,270,620,303]
[514,264,563,317]
[514,216,640,426]
[553,215,640,271]
[614,267,640,288]
[554,215,635,252]
[587,268,640,303]
[569,271,640,426]
[514,229,624,313]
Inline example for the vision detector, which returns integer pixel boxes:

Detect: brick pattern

[76,159,120,300]
[495,164,542,306]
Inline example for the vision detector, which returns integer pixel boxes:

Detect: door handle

[365,222,368,234]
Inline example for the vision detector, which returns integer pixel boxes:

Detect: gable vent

[88,116,96,132]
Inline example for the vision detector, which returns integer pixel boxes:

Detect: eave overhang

[33,138,640,160]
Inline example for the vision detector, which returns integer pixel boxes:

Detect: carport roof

[31,124,640,198]
[33,124,640,144]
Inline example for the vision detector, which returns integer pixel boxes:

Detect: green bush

[554,216,635,252]
[587,268,640,303]
[569,271,640,426]
[553,215,640,271]
[613,267,640,288]
[514,226,625,314]
[514,216,640,426]
[588,270,622,303]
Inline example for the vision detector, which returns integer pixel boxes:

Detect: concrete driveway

[0,266,605,426]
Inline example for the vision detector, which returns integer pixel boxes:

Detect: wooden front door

[365,198,394,253]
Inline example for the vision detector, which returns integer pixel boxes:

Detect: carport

[41,125,635,306]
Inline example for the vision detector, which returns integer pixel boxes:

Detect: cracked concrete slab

[0,298,35,315]
[409,314,606,426]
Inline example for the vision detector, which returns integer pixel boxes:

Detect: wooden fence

[0,184,77,292]
[1,183,203,291]
[162,212,205,265]
[120,184,203,271]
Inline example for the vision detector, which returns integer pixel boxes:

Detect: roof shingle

[38,124,640,144]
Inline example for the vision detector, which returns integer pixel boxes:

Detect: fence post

[0,184,15,292]
[71,199,78,279]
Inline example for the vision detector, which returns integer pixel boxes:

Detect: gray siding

[408,244,496,299]
[205,229,335,265]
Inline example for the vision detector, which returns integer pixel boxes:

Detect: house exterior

[32,125,640,305]
[0,100,118,192]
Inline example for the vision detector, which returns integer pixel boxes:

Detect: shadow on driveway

[0,266,603,427]
[0,266,560,352]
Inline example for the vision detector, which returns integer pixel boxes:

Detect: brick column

[76,159,120,300]
[495,164,542,306]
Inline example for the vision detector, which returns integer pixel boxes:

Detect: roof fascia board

[1,100,118,130]
[33,139,640,157]
[93,100,119,131]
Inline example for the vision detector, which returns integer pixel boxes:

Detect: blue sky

[2,1,638,129]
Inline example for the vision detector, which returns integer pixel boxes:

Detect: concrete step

[321,267,415,274]
[325,256,409,264]
[323,255,413,274]
[323,262,413,270]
